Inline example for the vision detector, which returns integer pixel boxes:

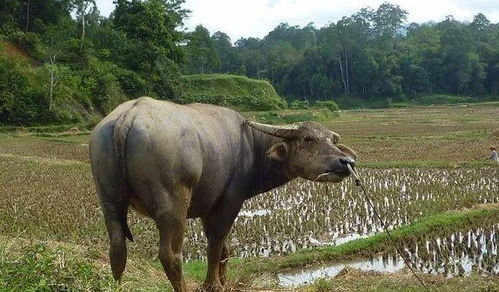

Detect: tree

[372,2,408,38]
[440,24,475,94]
[71,0,97,52]
[112,0,187,99]
[0,0,20,33]
[211,31,236,73]
[185,25,220,74]
[234,37,263,77]
[38,18,78,109]
[19,0,72,33]
[470,13,491,44]
[44,56,59,110]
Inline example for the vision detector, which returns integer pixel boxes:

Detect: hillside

[0,40,117,126]
[181,74,286,111]
[0,41,286,126]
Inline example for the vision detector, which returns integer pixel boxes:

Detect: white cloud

[95,0,499,41]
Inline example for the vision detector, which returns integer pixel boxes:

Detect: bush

[314,100,339,113]
[115,69,148,98]
[289,99,339,113]
[0,57,50,125]
[10,31,41,59]
[85,57,129,114]
[290,99,310,109]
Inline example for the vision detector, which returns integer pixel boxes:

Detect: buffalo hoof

[198,282,224,292]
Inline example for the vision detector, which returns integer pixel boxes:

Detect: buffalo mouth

[315,170,351,182]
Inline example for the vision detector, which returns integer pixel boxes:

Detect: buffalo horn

[245,120,301,138]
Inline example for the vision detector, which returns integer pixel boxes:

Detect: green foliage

[290,99,310,109]
[0,243,115,291]
[112,0,186,100]
[313,278,335,292]
[290,99,339,113]
[0,0,188,126]
[413,94,474,105]
[182,74,286,111]
[211,31,238,73]
[314,100,339,112]
[0,54,49,125]
[185,25,220,74]
[181,4,499,106]
[2,1,499,126]
[84,56,133,114]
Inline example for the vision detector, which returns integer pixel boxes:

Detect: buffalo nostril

[339,157,356,167]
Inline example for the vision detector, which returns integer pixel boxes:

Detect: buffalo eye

[303,136,315,143]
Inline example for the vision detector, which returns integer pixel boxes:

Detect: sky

[95,0,499,41]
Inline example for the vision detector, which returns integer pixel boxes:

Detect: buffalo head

[246,120,357,183]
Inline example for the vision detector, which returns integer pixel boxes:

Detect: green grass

[0,235,180,292]
[0,124,91,133]
[1,205,496,291]
[182,73,287,111]
[0,240,116,291]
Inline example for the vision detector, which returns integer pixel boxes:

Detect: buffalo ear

[337,144,358,160]
[267,142,288,161]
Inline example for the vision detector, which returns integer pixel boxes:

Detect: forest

[1,0,499,125]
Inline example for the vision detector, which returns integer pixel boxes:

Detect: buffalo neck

[246,127,295,195]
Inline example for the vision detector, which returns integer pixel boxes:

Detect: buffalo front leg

[203,235,225,292]
[201,201,241,291]
[219,243,229,286]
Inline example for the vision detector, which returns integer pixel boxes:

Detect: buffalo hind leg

[153,187,190,292]
[102,206,128,281]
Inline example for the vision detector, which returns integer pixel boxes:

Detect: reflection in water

[279,254,406,287]
[180,168,498,260]
[278,225,499,287]
[178,168,499,260]
[238,209,272,217]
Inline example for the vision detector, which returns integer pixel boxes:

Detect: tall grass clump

[0,241,115,291]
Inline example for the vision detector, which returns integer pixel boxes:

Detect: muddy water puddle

[278,225,498,287]
[179,168,498,260]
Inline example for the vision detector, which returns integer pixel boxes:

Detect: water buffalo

[89,96,357,291]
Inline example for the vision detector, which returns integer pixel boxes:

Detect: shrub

[115,69,148,98]
[290,99,310,109]
[85,57,129,114]
[0,57,50,125]
[314,100,339,113]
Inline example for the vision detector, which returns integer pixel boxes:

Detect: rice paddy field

[0,103,498,291]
